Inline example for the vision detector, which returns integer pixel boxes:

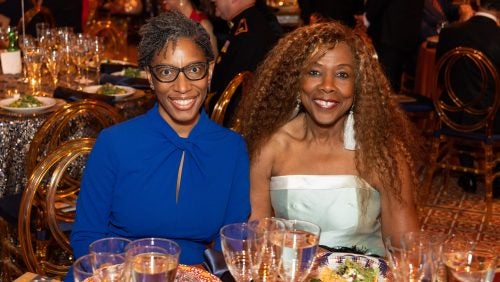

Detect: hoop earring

[343,109,356,150]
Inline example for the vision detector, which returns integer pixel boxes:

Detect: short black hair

[137,10,214,69]
[480,0,500,11]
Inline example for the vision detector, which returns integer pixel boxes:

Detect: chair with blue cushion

[422,47,500,222]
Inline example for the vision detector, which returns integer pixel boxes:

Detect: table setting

[0,28,155,199]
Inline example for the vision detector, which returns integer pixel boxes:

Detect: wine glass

[72,33,90,89]
[400,231,446,281]
[220,222,264,282]
[441,235,498,282]
[248,217,287,282]
[45,48,61,89]
[89,35,106,84]
[24,46,45,96]
[278,219,320,282]
[18,34,35,83]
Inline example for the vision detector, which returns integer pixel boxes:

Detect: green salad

[8,95,43,108]
[123,67,142,78]
[96,83,127,95]
[311,259,379,282]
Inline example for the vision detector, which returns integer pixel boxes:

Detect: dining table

[0,70,155,199]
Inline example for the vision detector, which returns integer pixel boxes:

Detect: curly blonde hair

[240,22,423,200]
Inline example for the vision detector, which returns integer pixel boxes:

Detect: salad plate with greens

[111,67,147,79]
[83,83,135,100]
[309,253,391,282]
[0,95,57,114]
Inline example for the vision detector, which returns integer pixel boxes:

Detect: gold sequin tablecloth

[0,74,155,198]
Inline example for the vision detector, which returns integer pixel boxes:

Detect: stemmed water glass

[89,35,106,84]
[278,219,320,282]
[73,252,126,282]
[220,222,265,282]
[248,217,287,281]
[441,235,498,282]
[72,33,90,89]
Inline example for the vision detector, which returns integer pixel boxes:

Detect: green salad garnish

[123,67,141,78]
[312,259,379,282]
[96,83,127,95]
[8,95,43,108]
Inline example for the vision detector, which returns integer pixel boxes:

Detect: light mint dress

[270,175,385,256]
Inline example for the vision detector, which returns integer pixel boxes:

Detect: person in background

[365,0,424,93]
[208,0,282,122]
[241,22,422,256]
[160,0,219,57]
[67,10,250,281]
[420,0,474,42]
[0,0,83,35]
[436,0,500,197]
[297,0,365,28]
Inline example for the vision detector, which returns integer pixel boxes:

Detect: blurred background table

[0,73,155,198]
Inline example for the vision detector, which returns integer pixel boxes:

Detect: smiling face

[299,42,356,128]
[148,37,214,136]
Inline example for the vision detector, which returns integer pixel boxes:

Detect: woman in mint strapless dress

[239,22,424,257]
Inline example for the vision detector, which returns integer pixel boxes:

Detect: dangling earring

[290,96,301,120]
[343,109,356,150]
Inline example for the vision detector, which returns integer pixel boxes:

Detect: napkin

[100,73,150,90]
[53,87,115,104]
[203,249,235,281]
[100,62,138,74]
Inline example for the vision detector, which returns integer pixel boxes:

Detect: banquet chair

[26,99,123,177]
[18,138,95,278]
[211,71,253,131]
[422,47,500,222]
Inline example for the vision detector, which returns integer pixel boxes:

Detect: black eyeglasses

[149,62,209,83]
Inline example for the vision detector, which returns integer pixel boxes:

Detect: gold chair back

[26,99,123,178]
[431,47,500,133]
[211,71,253,130]
[17,0,56,33]
[423,47,499,221]
[18,138,95,277]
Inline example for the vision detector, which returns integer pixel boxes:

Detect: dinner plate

[102,59,137,66]
[83,85,136,100]
[111,69,147,79]
[309,252,391,281]
[0,96,57,114]
[176,264,221,282]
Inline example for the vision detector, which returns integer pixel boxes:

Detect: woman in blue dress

[68,10,250,277]
[240,22,422,256]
